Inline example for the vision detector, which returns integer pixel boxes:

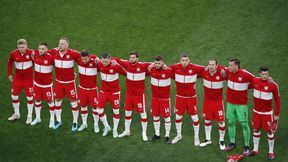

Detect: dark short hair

[259,66,269,73]
[229,58,240,66]
[129,51,139,58]
[102,52,111,59]
[208,58,218,65]
[154,55,163,61]
[180,53,189,58]
[81,49,89,57]
[39,41,48,47]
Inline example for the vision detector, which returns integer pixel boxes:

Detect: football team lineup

[7,38,280,161]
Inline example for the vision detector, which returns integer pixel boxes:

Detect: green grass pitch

[0,0,287,161]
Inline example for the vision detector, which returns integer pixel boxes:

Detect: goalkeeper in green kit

[224,59,255,155]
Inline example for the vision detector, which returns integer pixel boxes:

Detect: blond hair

[17,39,27,45]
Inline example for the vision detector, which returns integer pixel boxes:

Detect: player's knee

[48,101,55,107]
[205,120,212,124]
[165,117,171,123]
[113,108,119,115]
[175,114,182,120]
[191,115,199,122]
[55,100,62,107]
[228,119,236,126]
[70,101,78,108]
[96,108,104,115]
[11,95,19,101]
[267,133,274,139]
[125,110,132,117]
[140,112,147,119]
[240,121,249,129]
[113,113,120,119]
[81,106,88,111]
[218,122,225,128]
[153,116,160,121]
[26,96,33,101]
[35,101,42,106]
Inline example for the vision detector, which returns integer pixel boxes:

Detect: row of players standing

[7,38,280,160]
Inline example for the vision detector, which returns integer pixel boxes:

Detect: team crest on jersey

[238,77,243,81]
[109,69,114,73]
[161,74,166,78]
[44,60,48,64]
[26,55,30,59]
[188,70,192,74]
[137,68,140,72]
[264,86,268,90]
[216,76,220,80]
[89,63,93,67]
[66,55,70,59]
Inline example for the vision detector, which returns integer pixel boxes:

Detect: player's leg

[78,88,88,131]
[164,116,171,144]
[97,91,111,136]
[24,84,34,124]
[161,98,171,144]
[217,101,226,150]
[263,113,275,160]
[53,81,65,129]
[31,85,43,126]
[118,110,132,137]
[199,120,212,147]
[48,101,55,128]
[218,121,226,150]
[138,94,148,141]
[45,86,55,128]
[67,82,79,132]
[151,97,160,141]
[225,103,237,151]
[92,108,100,133]
[31,100,42,125]
[90,89,99,133]
[188,97,200,146]
[118,94,133,137]
[267,132,275,160]
[110,92,121,138]
[96,107,111,136]
[236,104,250,155]
[8,82,22,121]
[171,96,184,144]
[140,112,148,141]
[191,114,200,146]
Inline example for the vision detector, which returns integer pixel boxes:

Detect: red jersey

[252,78,280,116]
[98,62,126,93]
[150,67,174,99]
[226,69,255,105]
[33,51,54,87]
[76,54,98,89]
[50,48,80,83]
[170,63,204,97]
[7,49,34,81]
[202,69,226,100]
[114,58,150,95]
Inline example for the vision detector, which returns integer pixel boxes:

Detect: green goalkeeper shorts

[226,103,248,122]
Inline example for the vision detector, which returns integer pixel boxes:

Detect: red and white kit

[50,48,80,100]
[76,55,99,108]
[33,50,54,102]
[114,58,150,113]
[252,78,280,132]
[97,62,126,109]
[226,69,255,105]
[202,69,226,122]
[150,67,174,118]
[7,49,34,97]
[170,63,204,115]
